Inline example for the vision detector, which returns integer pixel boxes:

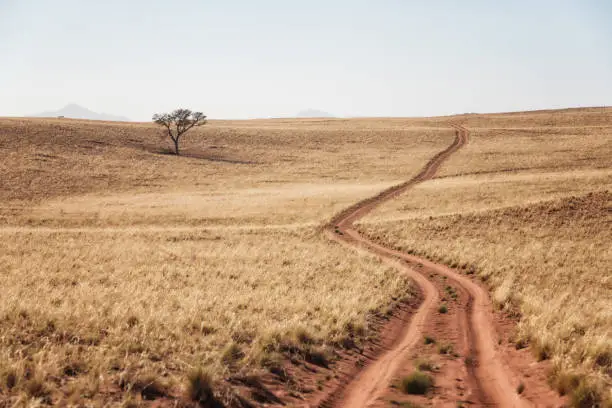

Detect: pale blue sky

[1,0,611,120]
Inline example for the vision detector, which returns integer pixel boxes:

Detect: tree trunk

[173,139,180,155]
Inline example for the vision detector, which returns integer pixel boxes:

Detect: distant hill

[32,104,130,122]
[295,109,334,118]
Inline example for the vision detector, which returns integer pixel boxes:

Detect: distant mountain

[295,109,334,118]
[32,104,130,122]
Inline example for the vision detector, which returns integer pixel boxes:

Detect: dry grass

[0,117,452,405]
[362,168,611,223]
[0,118,453,227]
[0,227,412,405]
[3,109,611,405]
[359,108,612,404]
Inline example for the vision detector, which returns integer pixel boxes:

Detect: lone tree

[153,109,207,155]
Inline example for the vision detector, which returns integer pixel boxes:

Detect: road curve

[324,126,528,407]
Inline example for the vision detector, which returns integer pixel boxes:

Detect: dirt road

[322,126,561,407]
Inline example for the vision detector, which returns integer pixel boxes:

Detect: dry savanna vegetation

[358,108,612,405]
[2,108,610,406]
[0,117,453,406]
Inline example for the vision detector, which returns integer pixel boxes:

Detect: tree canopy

[153,109,207,155]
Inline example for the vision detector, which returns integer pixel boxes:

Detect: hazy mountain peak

[33,104,130,122]
[296,109,334,118]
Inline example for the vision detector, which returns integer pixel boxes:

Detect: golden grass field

[0,117,452,406]
[1,108,611,406]
[358,108,612,404]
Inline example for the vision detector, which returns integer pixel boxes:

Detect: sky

[1,0,611,120]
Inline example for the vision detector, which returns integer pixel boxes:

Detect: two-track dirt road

[321,126,562,407]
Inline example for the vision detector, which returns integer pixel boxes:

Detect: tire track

[323,126,530,407]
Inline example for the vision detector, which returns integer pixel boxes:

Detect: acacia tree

[153,109,207,155]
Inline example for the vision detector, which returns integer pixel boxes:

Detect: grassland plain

[358,108,612,405]
[0,117,454,406]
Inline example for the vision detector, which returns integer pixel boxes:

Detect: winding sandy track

[324,126,530,407]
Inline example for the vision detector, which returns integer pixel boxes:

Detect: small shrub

[514,338,528,350]
[258,351,283,371]
[438,342,453,355]
[63,358,87,377]
[305,346,330,368]
[336,334,356,349]
[126,316,139,328]
[571,379,601,408]
[294,327,315,344]
[517,382,525,394]
[552,371,581,396]
[535,343,551,361]
[416,359,434,372]
[400,371,434,395]
[344,321,366,337]
[424,335,436,345]
[438,304,448,314]
[186,368,215,404]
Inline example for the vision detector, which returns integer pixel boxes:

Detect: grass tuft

[186,368,215,404]
[416,359,434,372]
[305,346,331,368]
[438,342,454,355]
[119,371,169,400]
[535,342,551,361]
[551,370,581,396]
[400,371,434,395]
[25,375,51,403]
[221,342,244,367]
[570,379,601,408]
